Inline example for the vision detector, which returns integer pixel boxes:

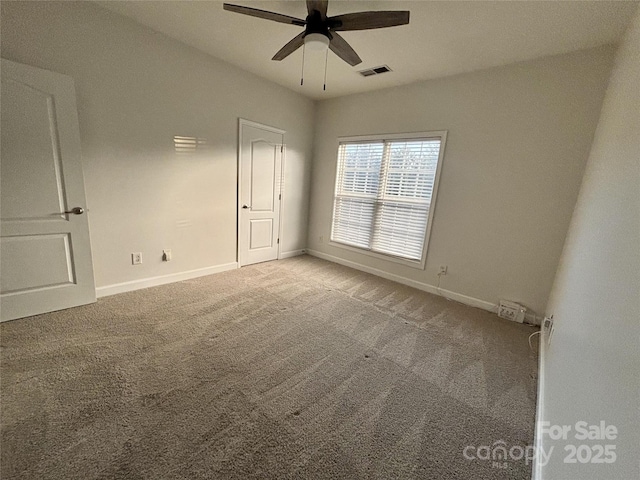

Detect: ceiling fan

[222,0,410,67]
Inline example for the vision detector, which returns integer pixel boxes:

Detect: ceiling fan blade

[223,3,305,26]
[329,32,362,66]
[272,32,306,61]
[329,11,410,31]
[306,0,328,19]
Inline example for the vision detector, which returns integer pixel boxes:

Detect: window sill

[328,240,426,270]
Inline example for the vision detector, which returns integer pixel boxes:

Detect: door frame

[237,118,286,267]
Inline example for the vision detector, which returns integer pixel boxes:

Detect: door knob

[65,207,84,215]
[242,205,250,209]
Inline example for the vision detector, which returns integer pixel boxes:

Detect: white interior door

[1,59,96,322]
[238,120,284,267]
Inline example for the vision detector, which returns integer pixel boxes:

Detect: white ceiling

[98,1,638,100]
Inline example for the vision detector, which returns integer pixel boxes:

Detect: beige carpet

[1,255,538,479]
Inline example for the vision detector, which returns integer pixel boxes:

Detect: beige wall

[538,6,640,479]
[0,1,315,289]
[308,47,615,316]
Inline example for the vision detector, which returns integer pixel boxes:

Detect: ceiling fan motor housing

[305,10,330,38]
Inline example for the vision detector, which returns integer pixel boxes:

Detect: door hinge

[277,238,280,244]
[280,145,283,152]
[279,193,281,200]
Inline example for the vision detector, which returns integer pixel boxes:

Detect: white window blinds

[331,135,444,262]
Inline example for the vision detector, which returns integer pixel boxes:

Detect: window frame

[329,131,447,269]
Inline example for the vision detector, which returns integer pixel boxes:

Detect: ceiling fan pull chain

[323,47,328,91]
[300,43,306,86]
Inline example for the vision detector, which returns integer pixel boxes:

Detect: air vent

[358,65,392,77]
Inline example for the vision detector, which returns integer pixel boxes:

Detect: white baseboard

[279,249,306,259]
[306,249,542,325]
[306,249,498,313]
[532,329,548,480]
[96,262,238,298]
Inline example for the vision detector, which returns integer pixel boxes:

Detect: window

[330,132,446,266]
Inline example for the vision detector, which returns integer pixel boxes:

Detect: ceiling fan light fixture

[304,33,330,51]
[223,2,410,70]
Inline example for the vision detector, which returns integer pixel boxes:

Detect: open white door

[238,119,284,267]
[1,59,96,322]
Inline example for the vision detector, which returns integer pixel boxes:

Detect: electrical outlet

[319,235,324,243]
[543,315,555,344]
[132,252,142,265]
[162,249,172,262]
[498,300,526,323]
[438,265,448,275]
